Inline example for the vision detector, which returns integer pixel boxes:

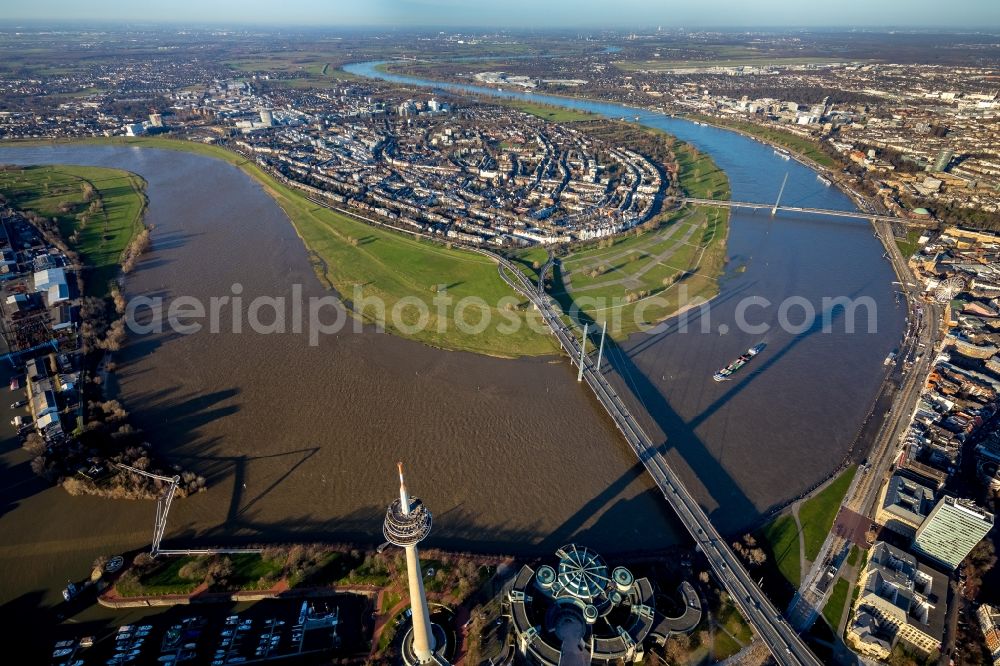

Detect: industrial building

[913,495,994,570]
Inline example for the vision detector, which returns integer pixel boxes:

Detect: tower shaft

[405,543,436,661]
[383,462,441,665]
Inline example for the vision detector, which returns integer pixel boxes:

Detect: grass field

[541,131,731,339]
[821,577,850,630]
[614,56,849,72]
[673,138,732,199]
[226,53,359,84]
[896,229,922,258]
[10,137,557,357]
[758,514,802,586]
[499,99,597,123]
[548,206,727,339]
[686,113,838,169]
[116,556,201,597]
[0,164,146,296]
[714,597,754,659]
[799,466,857,562]
[508,245,550,284]
[118,553,289,597]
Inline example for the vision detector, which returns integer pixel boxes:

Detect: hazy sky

[2,0,999,29]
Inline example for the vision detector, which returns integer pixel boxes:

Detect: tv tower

[383,462,444,665]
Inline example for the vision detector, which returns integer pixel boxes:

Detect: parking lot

[49,594,371,666]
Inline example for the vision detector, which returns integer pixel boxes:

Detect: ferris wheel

[934,276,966,302]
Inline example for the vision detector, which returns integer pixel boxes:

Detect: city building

[913,496,994,570]
[148,113,163,127]
[979,604,1000,666]
[259,109,274,127]
[875,473,937,538]
[507,544,657,666]
[382,463,449,666]
[847,541,948,660]
[932,149,954,173]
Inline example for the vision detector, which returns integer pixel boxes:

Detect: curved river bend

[0,66,902,614]
[346,60,907,524]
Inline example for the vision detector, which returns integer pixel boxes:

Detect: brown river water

[0,146,678,626]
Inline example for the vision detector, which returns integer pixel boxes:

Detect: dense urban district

[0,25,999,666]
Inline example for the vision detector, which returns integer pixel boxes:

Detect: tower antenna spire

[398,461,410,515]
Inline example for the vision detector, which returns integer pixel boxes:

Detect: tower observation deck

[383,463,449,666]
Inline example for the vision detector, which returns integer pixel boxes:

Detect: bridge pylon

[772,172,788,216]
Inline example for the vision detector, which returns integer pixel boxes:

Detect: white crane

[115,463,180,556]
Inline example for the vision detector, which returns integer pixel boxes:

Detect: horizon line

[1,20,999,32]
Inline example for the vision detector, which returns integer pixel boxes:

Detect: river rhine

[0,67,903,624]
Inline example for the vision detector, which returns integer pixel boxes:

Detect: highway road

[496,258,823,666]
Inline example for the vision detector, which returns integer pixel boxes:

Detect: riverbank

[683,113,839,170]
[0,163,146,298]
[0,164,200,504]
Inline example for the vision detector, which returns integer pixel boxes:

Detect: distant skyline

[2,0,1000,29]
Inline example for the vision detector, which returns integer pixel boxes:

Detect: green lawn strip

[712,598,753,660]
[563,220,703,293]
[552,206,726,339]
[896,229,922,258]
[227,553,284,589]
[717,598,754,644]
[673,139,732,200]
[821,577,850,631]
[758,514,802,586]
[846,545,859,567]
[712,630,744,660]
[7,137,556,357]
[381,590,403,613]
[561,217,698,282]
[498,99,597,123]
[798,466,857,562]
[509,245,550,283]
[560,213,690,269]
[0,164,145,296]
[118,556,200,597]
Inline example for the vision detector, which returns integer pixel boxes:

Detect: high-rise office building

[913,495,993,570]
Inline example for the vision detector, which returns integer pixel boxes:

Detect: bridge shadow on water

[550,256,873,536]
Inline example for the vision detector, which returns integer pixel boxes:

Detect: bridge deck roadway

[682,197,913,224]
[496,258,822,666]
